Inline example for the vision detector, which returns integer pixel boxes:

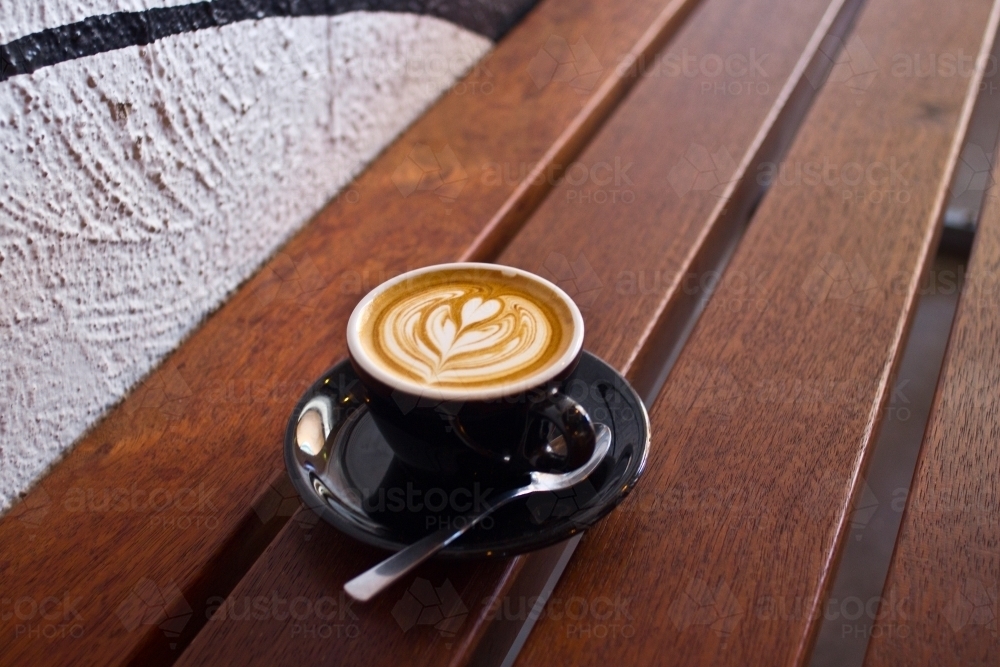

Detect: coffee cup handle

[522,388,597,471]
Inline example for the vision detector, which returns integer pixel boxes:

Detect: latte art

[354,268,577,392]
[377,286,554,386]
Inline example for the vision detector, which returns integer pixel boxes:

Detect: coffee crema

[355,269,576,391]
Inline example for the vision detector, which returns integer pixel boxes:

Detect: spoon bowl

[344,423,613,602]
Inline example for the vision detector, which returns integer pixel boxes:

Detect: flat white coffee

[351,265,580,394]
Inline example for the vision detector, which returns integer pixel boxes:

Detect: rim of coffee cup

[346,262,585,401]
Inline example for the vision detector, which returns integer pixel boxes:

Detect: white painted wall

[0,10,491,511]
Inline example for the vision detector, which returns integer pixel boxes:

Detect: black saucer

[284,352,650,558]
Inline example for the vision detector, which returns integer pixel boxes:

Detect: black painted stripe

[0,0,536,82]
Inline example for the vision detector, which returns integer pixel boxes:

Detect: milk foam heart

[352,266,579,393]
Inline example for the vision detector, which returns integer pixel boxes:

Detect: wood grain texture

[515,0,1000,665]
[863,149,1000,665]
[0,0,705,664]
[173,0,864,664]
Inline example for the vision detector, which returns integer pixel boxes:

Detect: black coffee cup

[346,263,596,482]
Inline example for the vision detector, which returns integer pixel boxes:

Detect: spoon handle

[343,488,524,602]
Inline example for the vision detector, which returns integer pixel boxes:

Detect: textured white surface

[0,12,490,511]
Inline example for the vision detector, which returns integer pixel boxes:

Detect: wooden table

[3,0,999,664]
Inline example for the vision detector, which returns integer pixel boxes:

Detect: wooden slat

[174,0,866,665]
[863,150,1000,664]
[515,0,1000,665]
[0,0,706,664]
